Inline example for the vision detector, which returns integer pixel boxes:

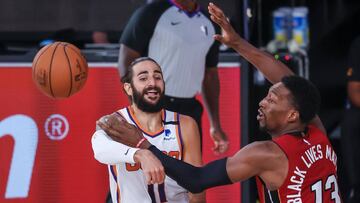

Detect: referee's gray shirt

[120,0,220,98]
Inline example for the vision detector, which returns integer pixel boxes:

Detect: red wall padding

[0,65,241,203]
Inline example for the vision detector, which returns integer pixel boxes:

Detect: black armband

[148,145,232,193]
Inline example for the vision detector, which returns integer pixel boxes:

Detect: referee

[342,36,360,203]
[118,0,228,154]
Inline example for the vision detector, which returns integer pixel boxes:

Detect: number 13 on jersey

[311,174,341,203]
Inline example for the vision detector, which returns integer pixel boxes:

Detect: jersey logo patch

[200,25,208,36]
[302,138,311,145]
[164,129,175,141]
[171,21,181,26]
[124,148,130,155]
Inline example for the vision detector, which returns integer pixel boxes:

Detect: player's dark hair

[281,75,321,124]
[121,57,160,83]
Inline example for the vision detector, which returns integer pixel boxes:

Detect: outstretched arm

[146,145,232,193]
[95,113,165,184]
[98,113,286,192]
[208,2,293,84]
[208,2,326,133]
[137,140,285,193]
[180,115,207,202]
[97,114,232,193]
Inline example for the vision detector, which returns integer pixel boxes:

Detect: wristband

[136,137,147,148]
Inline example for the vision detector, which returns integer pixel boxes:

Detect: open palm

[208,3,240,48]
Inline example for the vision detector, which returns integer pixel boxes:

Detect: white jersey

[108,107,188,203]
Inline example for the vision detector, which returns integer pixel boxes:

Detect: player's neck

[130,105,163,133]
[270,123,307,138]
[173,0,197,12]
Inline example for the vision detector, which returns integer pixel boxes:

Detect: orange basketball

[32,42,88,98]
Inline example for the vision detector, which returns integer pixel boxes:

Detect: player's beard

[259,124,267,133]
[258,118,270,133]
[131,83,165,113]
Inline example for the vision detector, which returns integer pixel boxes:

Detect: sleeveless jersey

[257,125,342,203]
[108,107,188,203]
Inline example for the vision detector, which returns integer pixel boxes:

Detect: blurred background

[0,0,359,202]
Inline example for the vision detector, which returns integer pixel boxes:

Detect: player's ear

[287,110,299,123]
[123,82,133,96]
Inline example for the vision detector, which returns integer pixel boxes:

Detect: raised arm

[208,2,326,133]
[208,3,293,84]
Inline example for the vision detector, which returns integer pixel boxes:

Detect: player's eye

[154,75,162,80]
[267,96,276,104]
[266,94,275,104]
[139,77,147,81]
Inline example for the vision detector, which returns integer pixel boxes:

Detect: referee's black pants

[163,95,204,144]
[341,107,360,203]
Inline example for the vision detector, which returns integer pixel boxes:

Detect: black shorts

[163,95,203,140]
[341,107,360,185]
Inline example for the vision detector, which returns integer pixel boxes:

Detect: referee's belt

[164,95,197,104]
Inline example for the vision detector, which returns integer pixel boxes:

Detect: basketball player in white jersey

[91,57,205,203]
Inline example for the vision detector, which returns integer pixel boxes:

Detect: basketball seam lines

[63,46,88,73]
[49,42,61,98]
[66,45,86,65]
[63,45,73,97]
[32,44,52,83]
[65,46,85,58]
[66,45,87,88]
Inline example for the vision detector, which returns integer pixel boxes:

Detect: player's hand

[210,128,229,155]
[97,113,150,148]
[208,2,241,48]
[134,149,165,184]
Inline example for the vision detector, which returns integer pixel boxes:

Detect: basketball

[32,42,88,98]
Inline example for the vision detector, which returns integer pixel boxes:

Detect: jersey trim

[168,0,201,17]
[269,190,281,203]
[158,183,167,202]
[270,139,290,188]
[109,165,121,203]
[257,176,282,203]
[256,176,266,203]
[147,184,156,203]
[175,112,184,160]
[126,106,165,137]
